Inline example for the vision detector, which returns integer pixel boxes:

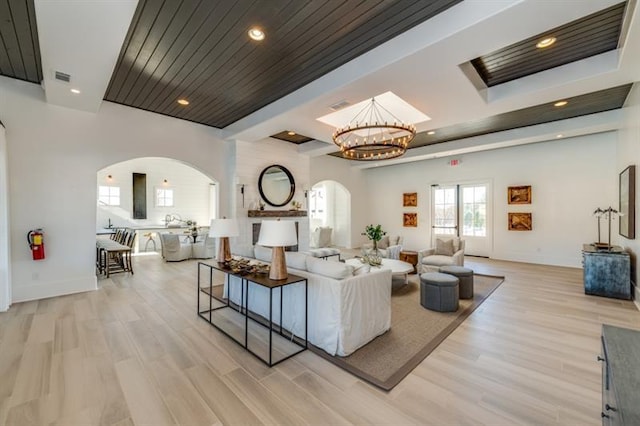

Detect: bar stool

[143,232,157,252]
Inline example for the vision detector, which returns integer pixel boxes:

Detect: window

[462,186,487,237]
[98,185,120,206]
[156,188,174,207]
[432,187,457,235]
[310,187,326,220]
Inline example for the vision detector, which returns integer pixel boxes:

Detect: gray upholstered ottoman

[420,272,459,312]
[439,265,474,299]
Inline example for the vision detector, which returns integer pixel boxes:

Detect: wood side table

[400,250,418,274]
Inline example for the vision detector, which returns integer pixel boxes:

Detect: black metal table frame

[197,262,307,367]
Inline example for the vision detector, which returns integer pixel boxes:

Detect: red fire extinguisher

[27,229,45,260]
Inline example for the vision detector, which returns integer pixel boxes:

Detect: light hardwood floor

[1,254,639,425]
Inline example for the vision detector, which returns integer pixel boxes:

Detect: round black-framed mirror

[258,165,295,207]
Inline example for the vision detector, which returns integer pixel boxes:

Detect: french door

[431,182,492,257]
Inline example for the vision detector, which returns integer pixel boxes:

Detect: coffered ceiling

[1,0,639,168]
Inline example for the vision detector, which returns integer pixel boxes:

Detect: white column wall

[617,82,640,303]
[233,139,311,256]
[0,77,232,303]
[0,124,11,311]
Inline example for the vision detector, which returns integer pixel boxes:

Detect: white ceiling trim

[35,0,138,113]
[352,109,624,169]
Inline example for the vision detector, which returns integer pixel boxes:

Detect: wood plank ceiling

[0,0,42,84]
[103,0,461,129]
[470,2,626,87]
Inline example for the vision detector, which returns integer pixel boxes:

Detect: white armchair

[362,235,403,259]
[418,237,465,273]
[160,233,192,261]
[192,234,215,259]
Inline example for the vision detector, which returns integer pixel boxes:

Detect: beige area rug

[309,273,504,391]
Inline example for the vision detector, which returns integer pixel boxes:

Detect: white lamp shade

[257,220,297,247]
[209,218,239,237]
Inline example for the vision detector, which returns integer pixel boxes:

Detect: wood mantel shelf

[248,210,308,217]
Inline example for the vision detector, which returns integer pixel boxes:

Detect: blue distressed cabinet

[582,244,631,300]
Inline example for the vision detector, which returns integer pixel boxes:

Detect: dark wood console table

[197,261,307,366]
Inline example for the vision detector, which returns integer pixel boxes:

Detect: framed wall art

[508,185,531,204]
[403,213,418,227]
[403,192,417,207]
[619,165,635,239]
[508,212,532,231]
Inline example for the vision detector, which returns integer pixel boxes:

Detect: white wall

[311,155,370,248]
[617,82,640,301]
[0,77,232,303]
[0,124,11,311]
[233,139,311,256]
[358,133,617,267]
[97,157,216,229]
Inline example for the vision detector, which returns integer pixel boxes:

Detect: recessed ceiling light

[536,37,556,48]
[70,88,81,94]
[287,131,296,136]
[248,27,265,41]
[427,131,435,135]
[554,100,568,107]
[177,99,189,106]
[556,134,563,138]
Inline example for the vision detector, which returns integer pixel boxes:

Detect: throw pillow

[377,235,390,249]
[435,238,454,256]
[452,237,460,252]
[318,227,332,248]
[306,256,354,279]
[309,228,321,248]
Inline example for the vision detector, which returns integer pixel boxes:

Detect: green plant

[362,224,386,242]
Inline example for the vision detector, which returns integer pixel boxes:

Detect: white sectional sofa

[224,246,392,356]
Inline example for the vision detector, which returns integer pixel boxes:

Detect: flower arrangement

[362,224,386,249]
[291,200,302,210]
[361,224,386,266]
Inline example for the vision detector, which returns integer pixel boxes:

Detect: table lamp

[257,219,297,280]
[209,218,239,262]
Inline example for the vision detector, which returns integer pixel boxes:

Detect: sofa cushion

[254,245,272,262]
[285,252,308,270]
[377,235,390,249]
[421,254,456,267]
[306,256,354,279]
[435,238,454,256]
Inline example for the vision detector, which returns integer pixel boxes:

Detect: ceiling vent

[54,71,71,83]
[329,100,350,111]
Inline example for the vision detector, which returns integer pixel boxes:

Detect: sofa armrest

[452,249,464,266]
[339,269,392,355]
[418,248,436,265]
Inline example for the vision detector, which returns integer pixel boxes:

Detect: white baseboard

[12,275,98,303]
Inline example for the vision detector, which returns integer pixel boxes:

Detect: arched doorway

[96,157,219,255]
[309,180,351,248]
